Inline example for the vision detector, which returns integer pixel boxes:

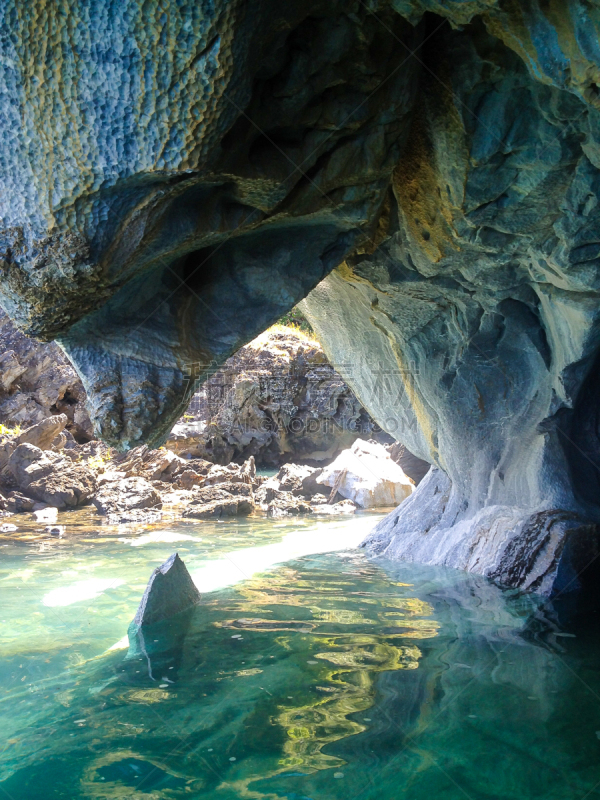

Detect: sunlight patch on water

[189,516,370,593]
[43,577,126,607]
[117,531,201,547]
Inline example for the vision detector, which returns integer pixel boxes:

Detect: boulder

[164,422,208,459]
[311,499,357,515]
[93,476,162,516]
[175,469,205,490]
[276,463,315,494]
[133,553,201,627]
[27,465,97,509]
[266,495,313,518]
[6,492,35,513]
[5,443,56,487]
[16,414,68,450]
[183,497,254,520]
[204,463,246,486]
[316,440,414,509]
[2,444,95,509]
[192,483,253,504]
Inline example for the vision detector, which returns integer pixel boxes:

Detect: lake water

[1,510,600,799]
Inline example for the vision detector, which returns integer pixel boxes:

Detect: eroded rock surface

[0,312,92,441]
[166,328,383,466]
[4,2,600,589]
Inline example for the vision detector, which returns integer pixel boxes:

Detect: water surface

[1,511,600,799]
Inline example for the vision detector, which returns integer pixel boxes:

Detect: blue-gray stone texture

[4,0,600,589]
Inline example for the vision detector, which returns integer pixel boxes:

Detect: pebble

[307,660,318,665]
[159,684,169,688]
[0,523,17,533]
[334,772,344,779]
[229,757,236,762]
[46,525,65,537]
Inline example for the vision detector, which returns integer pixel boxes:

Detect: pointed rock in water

[133,553,201,627]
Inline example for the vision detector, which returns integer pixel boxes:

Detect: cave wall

[301,11,600,592]
[3,1,600,589]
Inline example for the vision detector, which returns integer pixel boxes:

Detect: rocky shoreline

[0,413,421,540]
[0,314,429,539]
[0,311,401,470]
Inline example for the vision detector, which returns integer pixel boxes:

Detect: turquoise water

[1,511,600,799]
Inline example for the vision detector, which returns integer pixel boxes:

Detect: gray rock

[5,443,56,487]
[266,494,313,518]
[16,414,68,450]
[192,483,253,504]
[167,331,384,466]
[6,492,35,513]
[0,523,17,533]
[27,465,97,509]
[0,311,93,441]
[133,553,201,627]
[183,497,254,520]
[311,499,357,515]
[3,444,96,509]
[93,477,162,516]
[362,471,599,596]
[106,509,163,526]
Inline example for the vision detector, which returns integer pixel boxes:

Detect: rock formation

[317,439,414,508]
[0,309,382,467]
[4,1,600,590]
[167,327,384,465]
[0,311,92,441]
[133,553,201,627]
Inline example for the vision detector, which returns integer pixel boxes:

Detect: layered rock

[4,2,600,589]
[167,327,383,466]
[0,311,92,441]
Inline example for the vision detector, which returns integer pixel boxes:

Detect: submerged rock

[316,440,414,509]
[32,507,58,524]
[133,553,201,627]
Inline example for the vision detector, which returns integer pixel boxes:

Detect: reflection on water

[1,513,600,799]
[215,564,437,792]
